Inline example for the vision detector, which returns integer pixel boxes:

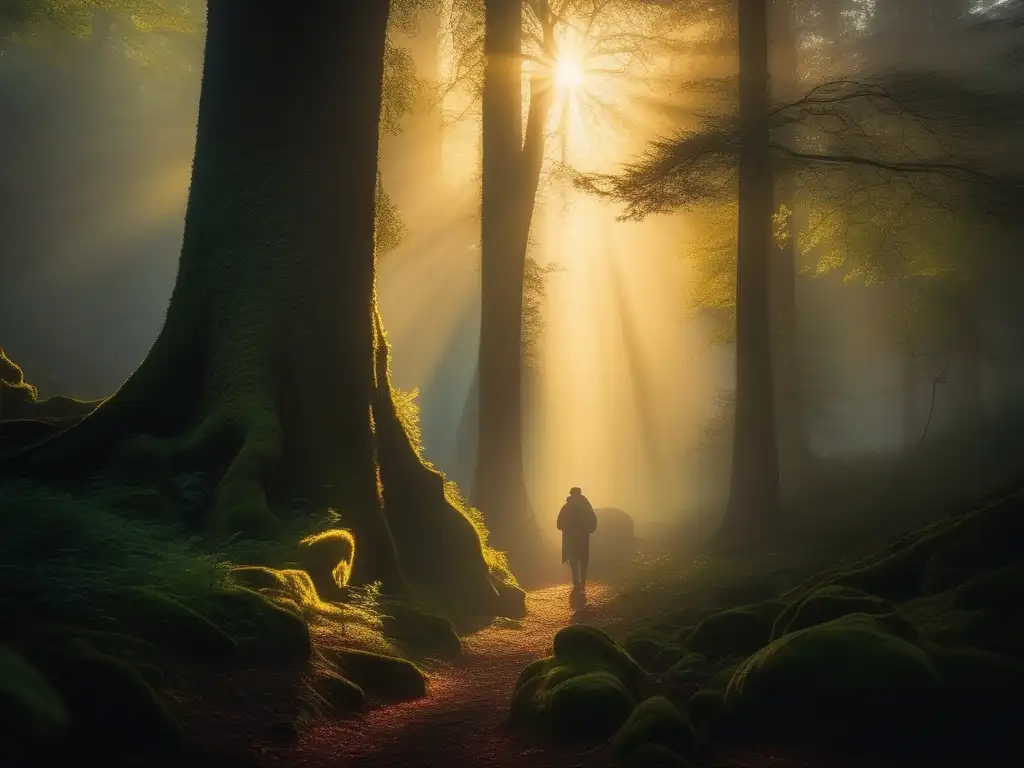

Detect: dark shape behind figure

[591,507,639,576]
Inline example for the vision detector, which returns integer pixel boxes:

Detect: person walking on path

[557,487,598,589]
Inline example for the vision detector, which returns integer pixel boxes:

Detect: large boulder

[1,645,68,754]
[321,648,427,702]
[613,695,697,763]
[510,625,646,740]
[591,507,639,574]
[771,585,899,640]
[686,608,771,659]
[548,672,635,741]
[724,613,939,752]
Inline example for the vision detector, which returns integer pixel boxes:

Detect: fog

[3,0,1023,538]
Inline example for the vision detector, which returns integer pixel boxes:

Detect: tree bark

[6,0,513,614]
[718,0,781,549]
[474,0,552,566]
[768,0,810,493]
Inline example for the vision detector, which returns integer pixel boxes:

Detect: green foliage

[0,0,199,39]
[375,179,407,258]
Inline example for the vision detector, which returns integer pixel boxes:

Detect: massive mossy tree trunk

[769,0,810,492]
[718,0,780,548]
[8,0,507,614]
[474,0,552,567]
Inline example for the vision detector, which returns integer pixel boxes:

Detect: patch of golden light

[525,188,717,535]
[300,583,618,766]
[554,54,585,91]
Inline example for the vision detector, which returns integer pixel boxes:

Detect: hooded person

[556,487,598,589]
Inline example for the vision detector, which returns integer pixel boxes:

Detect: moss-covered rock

[202,587,311,662]
[685,687,725,739]
[651,645,686,674]
[667,652,710,678]
[919,497,1024,594]
[229,565,289,592]
[772,585,898,640]
[925,647,1024,759]
[625,636,664,672]
[547,671,635,741]
[613,695,696,761]
[324,648,427,701]
[108,586,238,661]
[661,653,711,702]
[622,743,691,768]
[0,645,68,747]
[707,657,744,691]
[296,528,355,600]
[724,614,939,751]
[686,608,770,659]
[52,643,181,755]
[493,580,528,619]
[314,670,365,714]
[930,646,1024,688]
[511,627,649,741]
[829,495,1022,604]
[381,602,461,658]
[551,624,646,691]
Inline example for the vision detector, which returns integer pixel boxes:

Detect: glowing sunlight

[554,54,585,91]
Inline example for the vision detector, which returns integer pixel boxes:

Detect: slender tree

[768,0,809,490]
[474,0,552,563]
[719,0,780,546]
[6,0,516,615]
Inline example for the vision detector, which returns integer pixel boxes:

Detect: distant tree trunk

[8,0,510,615]
[954,309,985,428]
[769,0,810,493]
[474,0,552,566]
[902,346,919,448]
[718,0,780,548]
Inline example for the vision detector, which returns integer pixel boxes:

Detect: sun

[554,55,585,91]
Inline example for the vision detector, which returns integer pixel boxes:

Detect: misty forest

[2,0,1023,766]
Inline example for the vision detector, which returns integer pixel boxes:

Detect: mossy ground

[0,475,509,763]
[510,482,1024,764]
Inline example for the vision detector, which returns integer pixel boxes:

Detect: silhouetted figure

[557,487,598,589]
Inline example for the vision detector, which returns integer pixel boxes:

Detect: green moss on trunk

[6,0,510,615]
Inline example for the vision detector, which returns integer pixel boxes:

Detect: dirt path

[269,583,618,768]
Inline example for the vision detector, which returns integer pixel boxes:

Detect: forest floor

[226,582,887,768]
[263,582,620,768]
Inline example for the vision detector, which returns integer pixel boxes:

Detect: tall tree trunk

[7,0,515,615]
[954,307,985,429]
[474,0,552,567]
[768,0,810,494]
[902,345,919,449]
[718,0,780,548]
